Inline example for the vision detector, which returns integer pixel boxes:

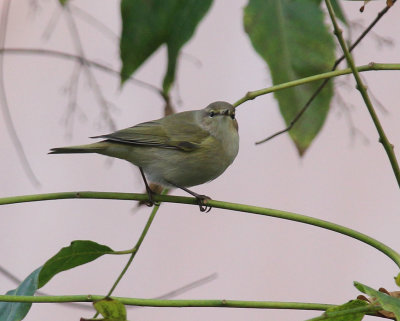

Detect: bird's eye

[209,111,215,118]
[230,114,235,120]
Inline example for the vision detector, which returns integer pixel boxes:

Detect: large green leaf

[0,241,114,320]
[0,268,40,321]
[120,0,213,93]
[244,0,336,154]
[355,282,400,320]
[38,240,113,288]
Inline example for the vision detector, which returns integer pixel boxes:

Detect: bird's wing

[92,117,209,152]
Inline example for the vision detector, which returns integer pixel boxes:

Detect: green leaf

[0,267,41,321]
[244,0,336,154]
[0,241,113,320]
[355,281,400,320]
[120,0,213,93]
[395,272,400,287]
[93,298,127,321]
[59,0,68,6]
[38,240,113,288]
[330,0,348,26]
[308,300,369,321]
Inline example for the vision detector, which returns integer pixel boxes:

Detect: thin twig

[152,273,217,300]
[325,0,400,187]
[63,4,116,130]
[69,3,118,42]
[41,4,62,41]
[363,77,389,114]
[0,0,41,187]
[334,92,370,146]
[105,202,161,297]
[0,265,20,284]
[62,62,83,138]
[0,47,161,93]
[92,190,167,318]
[350,20,394,49]
[252,0,396,145]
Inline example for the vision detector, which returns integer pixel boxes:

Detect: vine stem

[233,63,400,107]
[325,0,400,188]
[2,191,400,269]
[105,191,166,297]
[0,294,333,310]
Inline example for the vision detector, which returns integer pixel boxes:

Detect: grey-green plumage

[50,102,239,204]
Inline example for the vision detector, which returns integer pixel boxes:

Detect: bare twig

[28,0,41,12]
[41,4,62,41]
[0,265,20,284]
[62,62,83,138]
[334,92,370,146]
[69,3,118,42]
[0,0,41,187]
[62,4,117,130]
[180,52,203,68]
[152,273,218,300]
[254,0,396,145]
[0,47,161,93]
[368,89,389,115]
[350,20,394,48]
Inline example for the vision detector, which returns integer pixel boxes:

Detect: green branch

[90,192,165,318]
[0,294,332,310]
[233,63,400,107]
[325,0,400,188]
[105,190,167,297]
[2,191,400,269]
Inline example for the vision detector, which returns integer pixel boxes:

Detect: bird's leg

[139,167,160,207]
[168,181,212,213]
[182,187,212,213]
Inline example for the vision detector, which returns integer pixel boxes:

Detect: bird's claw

[196,195,212,213]
[145,188,161,207]
[144,200,161,207]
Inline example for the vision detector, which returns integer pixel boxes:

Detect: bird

[49,101,239,212]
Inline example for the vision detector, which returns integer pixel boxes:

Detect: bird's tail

[49,142,106,154]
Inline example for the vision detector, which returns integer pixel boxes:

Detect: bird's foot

[165,181,212,212]
[144,188,160,207]
[195,195,212,213]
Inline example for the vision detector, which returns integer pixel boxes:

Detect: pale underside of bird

[50,101,239,212]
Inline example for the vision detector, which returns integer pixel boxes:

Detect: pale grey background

[1,1,399,320]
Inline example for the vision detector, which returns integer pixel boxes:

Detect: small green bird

[50,101,239,212]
